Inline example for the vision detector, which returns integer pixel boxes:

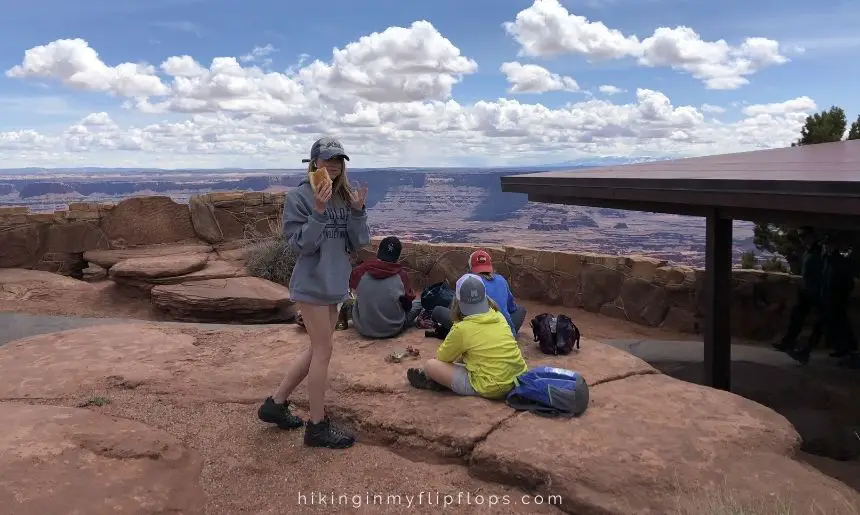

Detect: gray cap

[302,137,350,163]
[456,273,489,317]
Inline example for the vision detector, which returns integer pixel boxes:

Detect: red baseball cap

[469,250,493,274]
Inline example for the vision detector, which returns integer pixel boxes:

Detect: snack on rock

[310,167,332,193]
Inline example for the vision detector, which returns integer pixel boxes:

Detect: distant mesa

[614,222,628,229]
[18,182,75,198]
[0,183,15,195]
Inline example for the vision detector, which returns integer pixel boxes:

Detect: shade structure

[500,140,860,391]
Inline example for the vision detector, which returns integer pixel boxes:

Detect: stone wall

[2,192,858,340]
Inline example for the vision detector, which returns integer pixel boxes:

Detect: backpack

[420,281,455,312]
[505,366,589,418]
[530,313,581,355]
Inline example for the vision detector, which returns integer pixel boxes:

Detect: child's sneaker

[304,416,355,449]
[406,368,447,391]
[257,396,304,429]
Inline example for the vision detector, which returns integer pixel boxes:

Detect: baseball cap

[377,236,402,263]
[302,137,350,163]
[469,250,493,274]
[456,273,490,317]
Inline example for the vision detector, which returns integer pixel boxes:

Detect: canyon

[0,167,757,267]
[1,192,854,341]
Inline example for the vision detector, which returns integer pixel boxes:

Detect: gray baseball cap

[456,273,489,317]
[302,137,350,163]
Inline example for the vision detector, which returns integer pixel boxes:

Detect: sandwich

[309,166,332,193]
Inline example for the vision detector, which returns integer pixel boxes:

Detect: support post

[704,210,732,391]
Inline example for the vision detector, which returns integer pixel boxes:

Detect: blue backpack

[505,366,589,418]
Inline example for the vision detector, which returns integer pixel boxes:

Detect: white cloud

[598,85,624,95]
[741,96,816,116]
[701,104,726,114]
[240,44,277,67]
[0,17,819,168]
[5,38,169,98]
[500,62,579,93]
[503,0,789,89]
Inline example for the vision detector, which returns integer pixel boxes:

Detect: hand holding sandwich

[310,167,332,214]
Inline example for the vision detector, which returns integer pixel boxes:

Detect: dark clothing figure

[776,242,823,351]
[790,248,857,364]
[819,250,857,357]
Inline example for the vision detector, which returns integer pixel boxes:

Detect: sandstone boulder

[150,276,295,323]
[0,224,42,268]
[109,253,209,280]
[0,403,204,515]
[0,269,95,301]
[188,194,223,243]
[471,373,860,514]
[99,196,197,246]
[113,259,246,291]
[84,242,213,269]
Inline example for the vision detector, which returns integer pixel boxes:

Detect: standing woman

[257,137,370,449]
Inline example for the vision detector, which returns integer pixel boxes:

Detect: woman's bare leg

[303,303,336,423]
[272,341,313,403]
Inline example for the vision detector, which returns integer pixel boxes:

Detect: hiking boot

[304,416,355,449]
[830,349,851,358]
[407,368,447,391]
[257,396,304,429]
[772,341,794,352]
[836,353,860,369]
[787,348,810,365]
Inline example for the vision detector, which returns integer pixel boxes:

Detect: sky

[0,0,857,169]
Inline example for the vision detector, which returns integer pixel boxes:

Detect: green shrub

[760,256,789,274]
[244,235,298,286]
[740,251,757,269]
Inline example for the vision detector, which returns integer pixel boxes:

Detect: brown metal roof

[500,140,860,225]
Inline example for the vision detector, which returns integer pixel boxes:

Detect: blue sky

[0,0,858,168]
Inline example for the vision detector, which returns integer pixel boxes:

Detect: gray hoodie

[283,179,370,305]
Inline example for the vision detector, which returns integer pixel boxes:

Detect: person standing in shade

[789,232,857,365]
[774,227,824,353]
[349,236,422,339]
[257,137,370,449]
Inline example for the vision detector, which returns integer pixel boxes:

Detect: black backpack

[530,313,581,355]
[420,281,455,312]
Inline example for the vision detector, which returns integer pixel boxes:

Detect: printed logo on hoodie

[324,206,350,240]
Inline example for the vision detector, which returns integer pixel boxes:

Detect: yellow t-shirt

[436,309,529,399]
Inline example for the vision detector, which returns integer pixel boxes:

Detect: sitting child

[349,236,422,339]
[431,250,527,337]
[407,273,528,400]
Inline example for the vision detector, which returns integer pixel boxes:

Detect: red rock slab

[515,335,657,385]
[0,323,307,402]
[109,253,209,279]
[112,260,247,292]
[0,403,204,515]
[0,269,95,301]
[83,242,213,269]
[150,276,294,323]
[322,329,654,456]
[0,324,199,399]
[470,374,860,514]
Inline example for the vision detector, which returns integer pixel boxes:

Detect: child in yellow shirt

[407,273,528,399]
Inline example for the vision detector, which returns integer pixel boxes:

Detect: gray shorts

[450,363,478,396]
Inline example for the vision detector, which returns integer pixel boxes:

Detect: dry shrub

[244,217,297,286]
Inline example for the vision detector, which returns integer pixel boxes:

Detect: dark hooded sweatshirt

[350,259,416,338]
